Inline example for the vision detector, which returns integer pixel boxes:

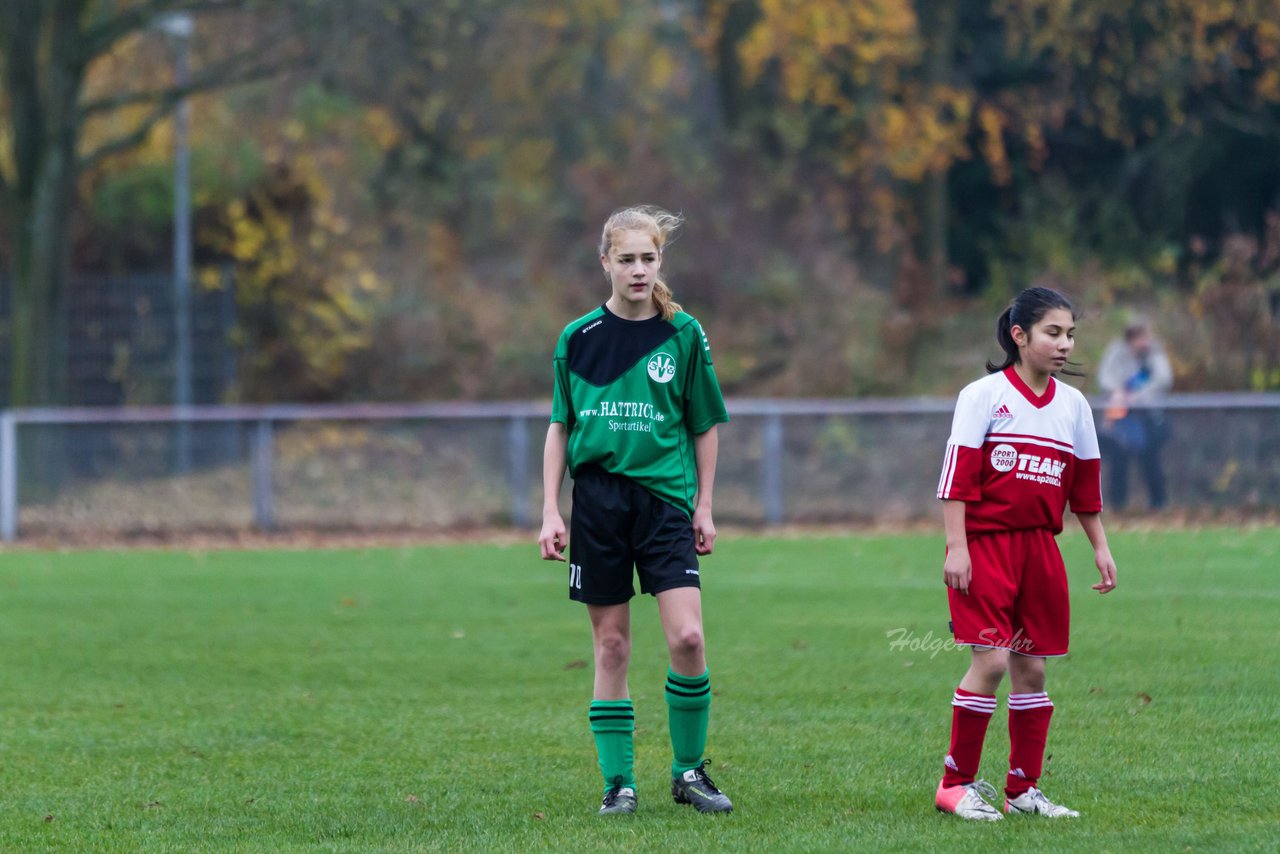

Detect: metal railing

[0,401,546,540]
[2,393,1278,541]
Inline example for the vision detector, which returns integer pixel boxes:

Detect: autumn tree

[0,0,309,406]
[703,0,978,384]
[992,0,1280,249]
[193,102,392,401]
[285,0,729,399]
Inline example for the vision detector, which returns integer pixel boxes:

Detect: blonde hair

[599,205,684,321]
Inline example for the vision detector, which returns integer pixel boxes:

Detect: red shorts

[948,528,1070,657]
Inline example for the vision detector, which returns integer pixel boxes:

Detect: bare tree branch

[79,87,173,116]
[79,37,299,119]
[77,97,182,169]
[78,46,301,169]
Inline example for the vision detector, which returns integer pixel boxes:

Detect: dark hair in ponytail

[986,287,1082,376]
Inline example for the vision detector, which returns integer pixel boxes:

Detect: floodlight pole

[159,12,195,472]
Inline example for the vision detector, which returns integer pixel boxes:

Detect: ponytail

[651,279,682,322]
[985,286,1084,376]
[985,306,1019,374]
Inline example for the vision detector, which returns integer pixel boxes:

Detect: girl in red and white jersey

[934,287,1118,821]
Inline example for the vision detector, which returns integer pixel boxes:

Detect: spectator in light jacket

[1097,318,1173,510]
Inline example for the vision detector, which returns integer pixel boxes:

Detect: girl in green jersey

[539,206,733,816]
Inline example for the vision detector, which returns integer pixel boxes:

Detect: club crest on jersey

[992,404,1013,420]
[990,443,1019,472]
[647,352,676,384]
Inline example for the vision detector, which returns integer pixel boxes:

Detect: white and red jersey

[937,366,1103,534]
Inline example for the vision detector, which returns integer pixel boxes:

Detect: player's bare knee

[966,649,1009,689]
[669,624,705,660]
[595,633,631,671]
[1009,655,1046,692]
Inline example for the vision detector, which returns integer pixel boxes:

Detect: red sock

[1007,692,1054,797]
[942,688,996,788]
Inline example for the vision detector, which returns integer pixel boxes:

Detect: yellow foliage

[733,0,1008,188]
[977,104,1011,186]
[362,107,403,152]
[741,0,920,94]
[994,0,1280,145]
[1260,69,1280,103]
[647,48,678,91]
[195,138,388,397]
[508,138,555,182]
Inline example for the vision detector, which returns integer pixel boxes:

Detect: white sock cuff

[951,691,997,714]
[1008,691,1054,710]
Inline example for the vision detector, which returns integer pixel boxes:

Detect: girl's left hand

[1092,549,1118,593]
[692,507,716,555]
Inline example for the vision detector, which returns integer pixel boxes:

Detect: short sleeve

[1073,394,1101,461]
[937,384,988,501]
[682,320,728,434]
[1069,394,1103,512]
[550,333,574,428]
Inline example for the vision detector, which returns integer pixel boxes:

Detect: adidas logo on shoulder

[992,404,1014,420]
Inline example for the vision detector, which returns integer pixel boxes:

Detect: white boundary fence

[2,393,1279,541]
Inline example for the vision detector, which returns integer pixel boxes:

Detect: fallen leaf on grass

[1088,687,1103,695]
[1136,693,1152,705]
[405,795,421,804]
[563,659,587,670]
[44,815,54,823]
[533,812,546,820]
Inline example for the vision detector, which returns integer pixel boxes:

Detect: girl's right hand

[539,513,567,561]
[943,547,972,595]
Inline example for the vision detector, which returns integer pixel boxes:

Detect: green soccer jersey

[551,304,729,517]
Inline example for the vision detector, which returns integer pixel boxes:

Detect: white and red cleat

[935,780,1003,821]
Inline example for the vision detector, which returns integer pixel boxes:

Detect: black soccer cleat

[671,760,733,813]
[598,776,637,815]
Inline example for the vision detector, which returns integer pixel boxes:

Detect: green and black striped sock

[665,668,711,777]
[589,699,635,793]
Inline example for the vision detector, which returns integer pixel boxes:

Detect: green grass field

[0,529,1275,852]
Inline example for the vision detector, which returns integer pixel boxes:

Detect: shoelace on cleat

[602,775,626,806]
[691,760,722,794]
[964,780,1001,814]
[969,780,998,801]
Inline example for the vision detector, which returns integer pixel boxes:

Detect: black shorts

[568,465,700,605]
